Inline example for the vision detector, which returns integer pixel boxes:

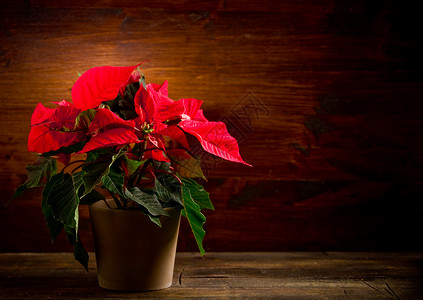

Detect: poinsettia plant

[14,63,250,270]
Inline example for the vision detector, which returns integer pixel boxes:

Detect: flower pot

[89,200,181,291]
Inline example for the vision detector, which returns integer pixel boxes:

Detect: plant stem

[129,159,151,187]
[153,169,182,185]
[102,198,112,209]
[70,165,82,174]
[107,190,123,209]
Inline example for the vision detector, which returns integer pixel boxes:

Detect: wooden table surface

[1,252,422,299]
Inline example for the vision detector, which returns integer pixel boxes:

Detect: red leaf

[31,103,55,126]
[179,120,251,166]
[142,134,169,162]
[155,98,207,123]
[28,124,83,153]
[156,100,185,123]
[147,134,166,150]
[88,108,135,135]
[118,71,141,97]
[134,81,173,123]
[53,100,73,107]
[79,127,140,153]
[72,63,142,110]
[133,82,205,127]
[28,103,84,153]
[143,149,170,162]
[149,81,169,97]
[159,125,190,149]
[153,122,168,133]
[179,98,208,122]
[133,86,148,123]
[50,105,82,130]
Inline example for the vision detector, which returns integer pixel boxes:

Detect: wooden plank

[24,0,337,13]
[1,252,422,299]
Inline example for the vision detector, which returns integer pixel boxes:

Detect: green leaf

[82,148,125,196]
[181,181,206,255]
[123,155,145,176]
[152,160,171,171]
[45,172,83,231]
[64,226,89,271]
[73,171,84,191]
[134,204,163,227]
[139,70,147,89]
[74,109,96,131]
[12,185,27,201]
[155,174,183,207]
[78,189,105,205]
[124,187,168,217]
[101,95,121,115]
[101,82,140,120]
[101,166,125,197]
[13,156,57,199]
[124,81,140,102]
[147,214,162,227]
[86,147,111,162]
[43,171,88,270]
[182,178,214,211]
[82,157,112,195]
[42,141,86,157]
[41,173,64,241]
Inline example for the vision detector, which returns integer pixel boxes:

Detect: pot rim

[89,199,181,213]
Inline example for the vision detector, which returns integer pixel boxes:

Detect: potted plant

[13,63,250,291]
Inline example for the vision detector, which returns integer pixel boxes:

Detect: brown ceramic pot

[89,200,181,291]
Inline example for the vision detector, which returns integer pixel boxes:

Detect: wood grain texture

[1,1,423,252]
[1,252,422,299]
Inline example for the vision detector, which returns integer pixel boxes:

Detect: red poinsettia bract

[28,63,250,167]
[71,63,142,110]
[28,102,84,154]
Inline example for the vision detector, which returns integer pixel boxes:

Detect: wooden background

[1,0,422,253]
